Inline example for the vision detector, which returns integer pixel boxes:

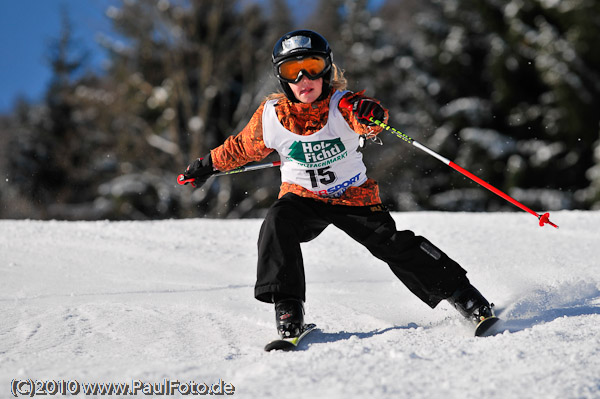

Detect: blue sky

[0,0,385,114]
[0,0,115,113]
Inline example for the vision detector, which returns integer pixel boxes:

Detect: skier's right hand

[181,153,216,187]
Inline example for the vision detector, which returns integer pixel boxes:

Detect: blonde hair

[330,64,347,91]
[266,63,347,101]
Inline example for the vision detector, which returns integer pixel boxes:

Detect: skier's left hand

[350,98,385,126]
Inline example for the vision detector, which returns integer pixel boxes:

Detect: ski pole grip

[177,174,196,186]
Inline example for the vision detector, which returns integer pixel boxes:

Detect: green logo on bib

[288,138,346,165]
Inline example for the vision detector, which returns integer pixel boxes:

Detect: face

[288,76,323,103]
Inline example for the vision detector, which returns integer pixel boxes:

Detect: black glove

[182,153,215,187]
[351,98,385,126]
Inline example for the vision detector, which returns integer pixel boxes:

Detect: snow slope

[1,211,599,398]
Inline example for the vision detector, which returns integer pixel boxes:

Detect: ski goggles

[276,55,330,83]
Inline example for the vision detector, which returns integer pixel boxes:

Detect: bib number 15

[306,167,336,188]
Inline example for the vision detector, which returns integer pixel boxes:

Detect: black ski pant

[255,193,470,308]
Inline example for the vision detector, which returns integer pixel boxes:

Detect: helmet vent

[282,36,312,53]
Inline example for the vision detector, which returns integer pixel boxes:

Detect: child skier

[181,30,494,338]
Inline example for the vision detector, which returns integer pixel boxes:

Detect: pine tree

[370,0,600,212]
[6,9,95,214]
[99,0,283,218]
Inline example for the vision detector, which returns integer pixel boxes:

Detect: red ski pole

[339,98,558,228]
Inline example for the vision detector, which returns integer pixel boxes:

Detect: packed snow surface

[1,211,599,398]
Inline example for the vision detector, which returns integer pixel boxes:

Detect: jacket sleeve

[338,90,389,136]
[210,101,274,171]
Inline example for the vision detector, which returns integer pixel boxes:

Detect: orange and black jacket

[211,90,389,207]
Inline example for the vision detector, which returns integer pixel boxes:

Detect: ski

[474,316,502,337]
[264,323,317,352]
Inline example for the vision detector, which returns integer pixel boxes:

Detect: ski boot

[274,297,304,338]
[447,283,494,324]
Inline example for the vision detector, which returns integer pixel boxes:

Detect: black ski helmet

[272,30,333,102]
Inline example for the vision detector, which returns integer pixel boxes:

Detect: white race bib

[263,91,367,198]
